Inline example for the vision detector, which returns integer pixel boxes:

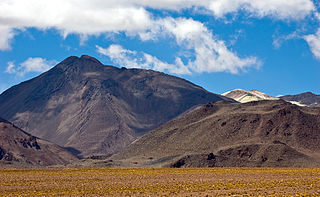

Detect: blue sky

[0,0,319,96]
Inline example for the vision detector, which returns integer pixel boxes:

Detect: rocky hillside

[0,55,230,157]
[112,100,320,168]
[280,92,320,107]
[0,117,78,167]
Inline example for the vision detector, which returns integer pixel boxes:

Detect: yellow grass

[1,168,320,196]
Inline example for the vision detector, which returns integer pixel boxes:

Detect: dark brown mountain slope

[280,92,320,107]
[0,117,78,167]
[112,100,320,168]
[0,55,230,157]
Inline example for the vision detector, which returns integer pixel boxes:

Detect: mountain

[280,92,320,107]
[222,89,278,103]
[0,117,77,167]
[0,55,230,157]
[112,100,320,168]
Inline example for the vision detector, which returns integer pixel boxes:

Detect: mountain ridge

[222,89,278,103]
[280,92,320,107]
[0,117,78,167]
[0,55,231,157]
[110,99,320,168]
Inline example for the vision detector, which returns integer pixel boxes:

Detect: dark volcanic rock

[0,55,230,157]
[0,117,78,166]
[168,143,318,168]
[112,100,320,168]
[280,92,320,107]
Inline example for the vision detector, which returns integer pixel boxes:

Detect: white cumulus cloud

[134,0,315,19]
[304,28,320,60]
[0,0,316,50]
[157,17,259,74]
[97,17,260,75]
[97,44,191,75]
[0,25,15,50]
[1,0,318,74]
[206,0,315,19]
[5,61,16,74]
[0,0,153,50]
[5,57,57,76]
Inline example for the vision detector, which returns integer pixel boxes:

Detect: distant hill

[222,89,278,103]
[280,92,320,107]
[0,117,77,167]
[112,100,320,168]
[0,55,230,157]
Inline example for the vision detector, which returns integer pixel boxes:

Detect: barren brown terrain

[0,117,78,166]
[111,99,320,168]
[1,168,320,196]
